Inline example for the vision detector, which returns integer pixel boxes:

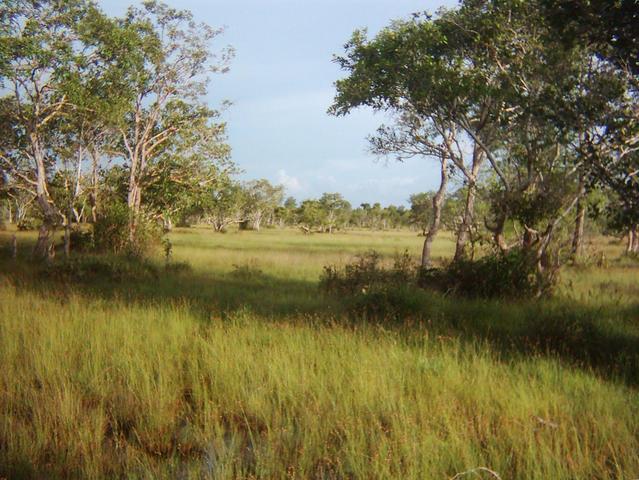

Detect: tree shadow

[1,247,638,389]
[393,293,639,388]
[0,253,335,320]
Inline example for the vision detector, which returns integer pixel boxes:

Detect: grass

[0,225,638,479]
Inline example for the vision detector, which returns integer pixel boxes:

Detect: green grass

[0,226,638,479]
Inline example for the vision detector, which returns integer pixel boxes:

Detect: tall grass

[0,226,638,478]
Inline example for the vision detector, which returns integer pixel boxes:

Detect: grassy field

[0,226,638,479]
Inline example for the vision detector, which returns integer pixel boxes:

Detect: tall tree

[0,0,98,257]
[116,0,232,242]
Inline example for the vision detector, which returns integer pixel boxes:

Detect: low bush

[419,248,557,299]
[93,201,162,257]
[69,227,95,253]
[320,251,427,321]
[322,249,557,320]
[17,218,38,231]
[320,250,416,296]
[229,260,266,282]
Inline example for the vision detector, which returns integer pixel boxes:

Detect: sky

[100,0,458,207]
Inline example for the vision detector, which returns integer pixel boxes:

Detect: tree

[296,199,325,234]
[541,0,639,77]
[409,193,435,236]
[318,192,351,233]
[331,0,611,274]
[143,110,233,230]
[276,196,298,227]
[116,1,232,243]
[0,0,105,257]
[204,179,246,232]
[241,179,284,231]
[330,12,498,263]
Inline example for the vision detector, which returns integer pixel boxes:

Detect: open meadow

[0,226,638,479]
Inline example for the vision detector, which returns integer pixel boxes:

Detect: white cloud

[277,169,303,193]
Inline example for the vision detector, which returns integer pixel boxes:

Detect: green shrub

[419,248,557,298]
[93,202,162,257]
[69,228,95,253]
[17,218,38,231]
[229,260,265,282]
[320,250,416,296]
[320,251,426,321]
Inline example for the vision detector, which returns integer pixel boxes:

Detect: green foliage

[93,201,162,257]
[409,192,434,234]
[69,227,95,253]
[320,250,426,321]
[92,201,130,254]
[420,249,558,299]
[16,218,39,231]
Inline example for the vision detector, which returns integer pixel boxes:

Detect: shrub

[69,227,95,253]
[229,260,265,282]
[320,250,416,296]
[17,218,38,231]
[419,248,557,299]
[93,202,162,257]
[320,251,426,321]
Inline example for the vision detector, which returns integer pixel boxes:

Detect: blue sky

[101,0,458,206]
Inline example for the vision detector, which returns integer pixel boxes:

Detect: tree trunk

[89,147,100,223]
[454,183,476,260]
[127,148,143,243]
[63,219,71,259]
[626,227,635,254]
[34,224,54,261]
[127,179,142,243]
[252,213,262,231]
[454,144,484,261]
[421,158,449,267]
[632,226,639,254]
[491,214,510,254]
[571,178,587,258]
[32,135,60,259]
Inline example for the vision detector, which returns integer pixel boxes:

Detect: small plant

[229,260,265,281]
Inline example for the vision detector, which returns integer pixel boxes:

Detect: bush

[69,227,95,253]
[419,248,557,299]
[93,202,162,257]
[320,251,426,321]
[17,218,38,231]
[320,250,416,296]
[229,260,265,282]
